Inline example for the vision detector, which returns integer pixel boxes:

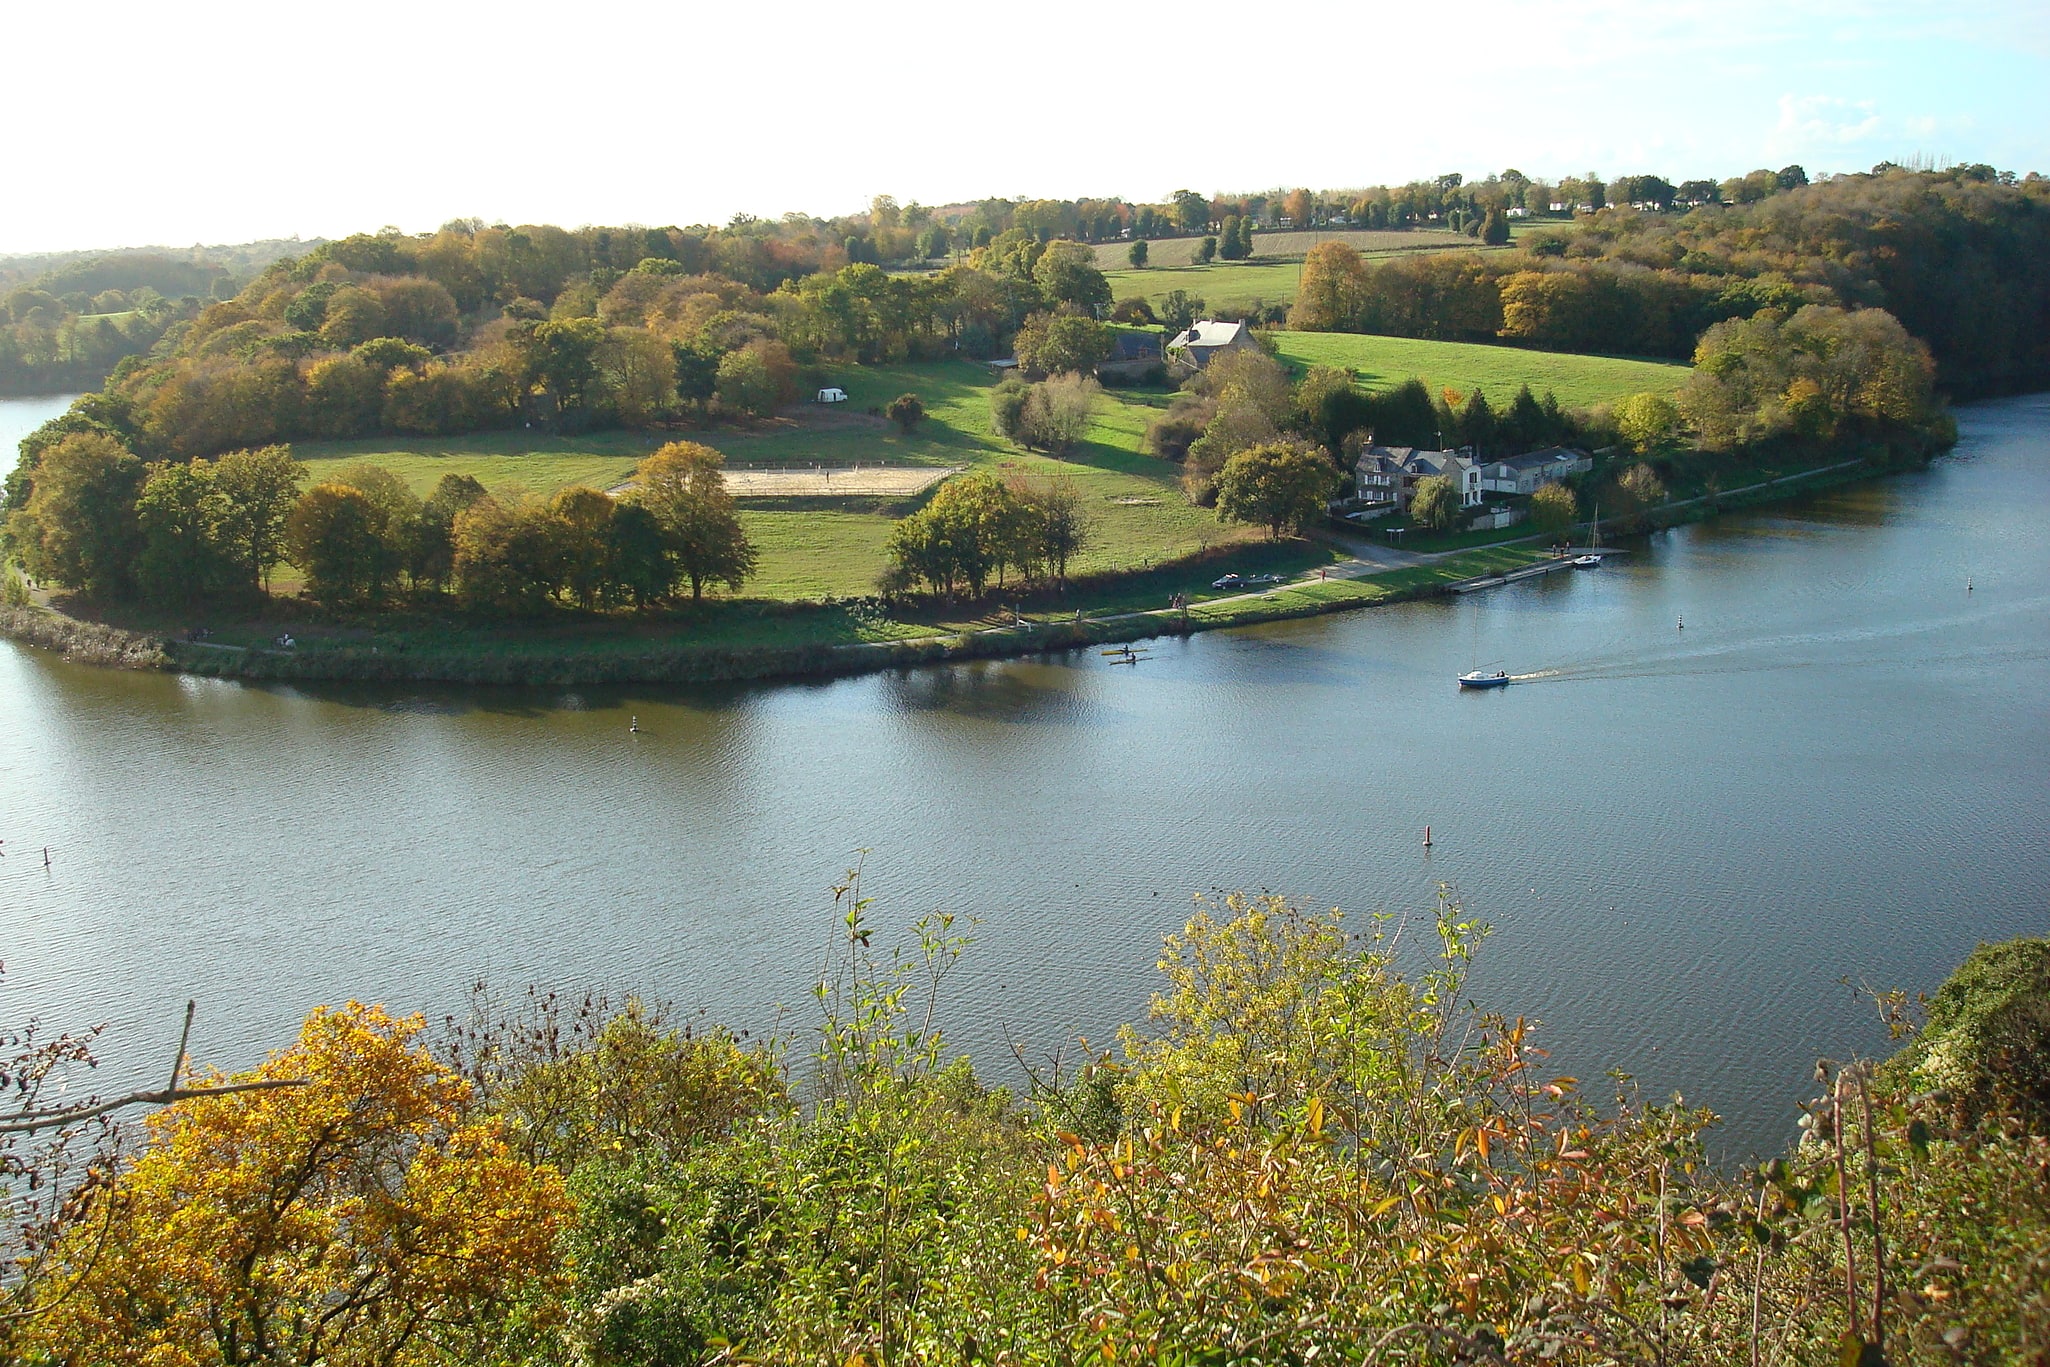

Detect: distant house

[1165,319,1255,375]
[1097,329,1163,383]
[1477,446,1592,496]
[1352,444,1483,512]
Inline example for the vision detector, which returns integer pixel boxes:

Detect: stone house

[1477,446,1593,495]
[1352,444,1483,512]
[1164,319,1255,375]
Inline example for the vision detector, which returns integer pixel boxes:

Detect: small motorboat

[1458,669,1511,688]
[1573,554,1603,568]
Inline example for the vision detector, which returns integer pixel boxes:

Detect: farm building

[1165,319,1256,375]
[1097,330,1164,383]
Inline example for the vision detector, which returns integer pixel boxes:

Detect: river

[4,394,2046,1159]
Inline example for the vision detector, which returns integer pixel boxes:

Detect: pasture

[1269,332,1689,409]
[1092,228,1473,270]
[292,358,1264,603]
[1106,261,1302,315]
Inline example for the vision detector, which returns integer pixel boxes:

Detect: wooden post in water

[1423,825,1433,849]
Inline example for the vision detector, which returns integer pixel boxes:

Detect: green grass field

[293,360,1262,602]
[1106,261,1303,315]
[1269,332,1688,409]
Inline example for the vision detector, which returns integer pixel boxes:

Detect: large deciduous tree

[1213,442,1339,540]
[211,444,305,593]
[135,459,235,604]
[1289,243,1367,332]
[6,431,147,599]
[630,442,757,601]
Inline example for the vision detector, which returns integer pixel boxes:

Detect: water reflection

[2,396,2047,1162]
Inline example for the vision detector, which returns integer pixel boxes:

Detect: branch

[3,1001,306,1136]
[1,1079,308,1136]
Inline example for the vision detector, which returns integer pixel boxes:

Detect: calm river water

[3,395,2046,1158]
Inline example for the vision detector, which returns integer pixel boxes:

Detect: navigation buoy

[1677,614,1684,630]
[629,716,640,733]
[43,847,50,867]
[1967,577,1973,592]
[1423,825,1433,849]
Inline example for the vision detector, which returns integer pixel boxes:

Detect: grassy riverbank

[6,540,1541,687]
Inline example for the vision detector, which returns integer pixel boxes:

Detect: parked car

[1211,574,1243,590]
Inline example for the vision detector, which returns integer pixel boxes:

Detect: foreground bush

[12,908,2046,1364]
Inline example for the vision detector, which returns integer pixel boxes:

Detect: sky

[3,0,2046,255]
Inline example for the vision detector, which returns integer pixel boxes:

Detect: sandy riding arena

[721,464,961,497]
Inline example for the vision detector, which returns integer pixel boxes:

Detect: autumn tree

[1213,442,1339,540]
[549,485,618,609]
[629,442,757,600]
[453,494,566,613]
[5,431,144,598]
[20,1003,569,1367]
[1158,289,1205,335]
[286,483,384,605]
[885,472,1033,597]
[1288,242,1367,331]
[212,444,305,593]
[1010,472,1091,585]
[409,472,489,592]
[1613,391,1682,454]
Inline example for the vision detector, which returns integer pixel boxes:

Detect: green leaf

[1907,1118,1931,1159]
[1838,1332,1864,1367]
[1749,1219,1774,1246]
[1680,1255,1717,1289]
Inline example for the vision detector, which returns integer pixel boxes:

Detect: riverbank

[2,543,1543,686]
[0,445,1922,687]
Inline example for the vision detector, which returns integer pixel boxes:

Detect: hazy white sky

[5,0,2045,254]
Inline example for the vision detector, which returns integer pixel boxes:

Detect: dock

[1449,548,1628,595]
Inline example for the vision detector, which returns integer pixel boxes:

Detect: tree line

[1288,165,2050,392]
[4,435,757,614]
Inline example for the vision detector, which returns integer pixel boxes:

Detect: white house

[1477,446,1593,495]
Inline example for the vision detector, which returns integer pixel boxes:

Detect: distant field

[1106,261,1304,314]
[1093,229,1472,270]
[1270,332,1689,409]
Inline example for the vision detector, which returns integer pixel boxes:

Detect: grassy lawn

[290,359,1264,605]
[1270,332,1688,409]
[291,429,661,498]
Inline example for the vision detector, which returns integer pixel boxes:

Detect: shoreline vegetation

[6,163,2012,685]
[2,442,1919,686]
[8,887,2045,1361]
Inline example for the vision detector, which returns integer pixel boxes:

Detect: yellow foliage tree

[23,1003,569,1367]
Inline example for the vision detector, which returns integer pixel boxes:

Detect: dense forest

[0,242,319,395]
[5,894,2046,1364]
[1289,166,2050,391]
